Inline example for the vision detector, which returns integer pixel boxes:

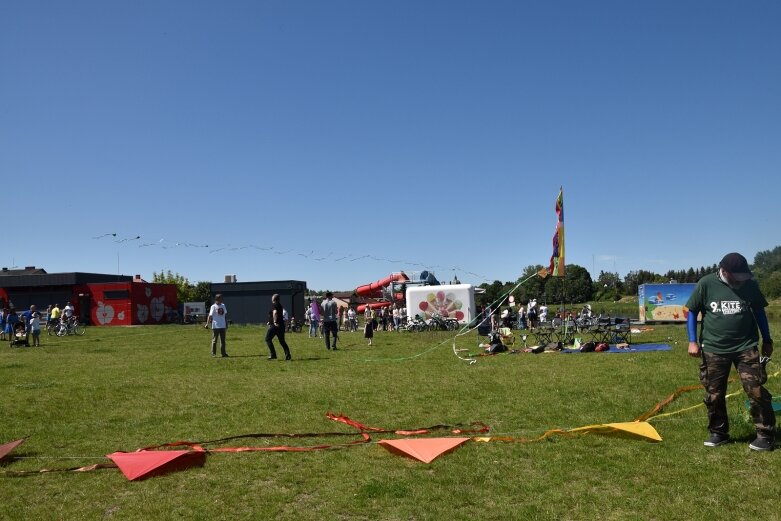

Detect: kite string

[450,271,542,363]
[642,366,780,422]
[359,272,538,364]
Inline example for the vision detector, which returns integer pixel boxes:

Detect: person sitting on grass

[482,332,508,354]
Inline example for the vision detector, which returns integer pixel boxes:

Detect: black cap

[719,252,753,281]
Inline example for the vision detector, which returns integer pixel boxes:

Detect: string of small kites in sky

[91,233,494,282]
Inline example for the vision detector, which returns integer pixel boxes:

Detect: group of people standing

[304,300,405,347]
[204,291,343,361]
[1,305,34,344]
[301,292,342,349]
[1,302,74,346]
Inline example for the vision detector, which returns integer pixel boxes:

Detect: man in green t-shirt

[686,252,775,451]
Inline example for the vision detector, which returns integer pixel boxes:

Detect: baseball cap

[719,252,753,281]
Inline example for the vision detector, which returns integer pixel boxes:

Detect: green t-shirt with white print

[685,272,767,354]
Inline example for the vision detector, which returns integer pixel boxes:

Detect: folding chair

[555,319,577,346]
[592,317,612,344]
[534,324,555,346]
[612,318,632,345]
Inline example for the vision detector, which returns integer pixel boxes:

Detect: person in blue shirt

[0,308,6,341]
[5,308,19,342]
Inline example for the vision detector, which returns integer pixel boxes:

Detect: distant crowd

[1,302,78,345]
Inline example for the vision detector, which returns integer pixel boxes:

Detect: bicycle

[56,317,86,336]
[428,314,459,331]
[404,316,429,332]
[46,320,60,336]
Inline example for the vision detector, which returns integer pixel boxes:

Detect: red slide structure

[355,272,409,313]
[355,272,409,298]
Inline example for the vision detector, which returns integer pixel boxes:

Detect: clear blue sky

[2,1,779,291]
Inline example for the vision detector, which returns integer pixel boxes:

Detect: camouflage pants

[699,349,776,438]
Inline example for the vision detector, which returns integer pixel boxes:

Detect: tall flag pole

[549,187,565,277]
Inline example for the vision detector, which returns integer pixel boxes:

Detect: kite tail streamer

[640,366,779,422]
[1,462,117,477]
[634,384,703,422]
[451,270,545,364]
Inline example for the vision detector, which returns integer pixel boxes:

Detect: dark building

[0,267,133,323]
[0,268,180,326]
[209,280,308,325]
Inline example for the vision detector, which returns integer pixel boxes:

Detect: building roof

[0,266,47,276]
[210,280,307,292]
[0,271,132,288]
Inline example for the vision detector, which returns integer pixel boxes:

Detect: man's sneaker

[704,433,730,447]
[749,437,775,451]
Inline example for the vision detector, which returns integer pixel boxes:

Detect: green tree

[623,270,664,296]
[754,246,781,274]
[759,271,781,299]
[478,280,509,307]
[593,270,622,301]
[152,270,193,303]
[514,265,548,305]
[191,281,212,305]
[542,264,593,304]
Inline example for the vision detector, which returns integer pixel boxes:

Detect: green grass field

[2,317,780,520]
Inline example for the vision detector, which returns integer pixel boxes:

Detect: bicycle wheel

[47,324,57,336]
[56,325,67,337]
[73,323,86,335]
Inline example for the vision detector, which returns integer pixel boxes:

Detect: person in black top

[265,294,291,360]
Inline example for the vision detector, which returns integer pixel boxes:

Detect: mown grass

[1,315,780,521]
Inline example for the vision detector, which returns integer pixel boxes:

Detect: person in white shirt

[63,302,74,320]
[348,307,358,332]
[205,294,228,357]
[29,310,41,346]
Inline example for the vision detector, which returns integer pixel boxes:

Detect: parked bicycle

[46,319,60,336]
[428,313,459,331]
[403,315,428,332]
[55,317,86,336]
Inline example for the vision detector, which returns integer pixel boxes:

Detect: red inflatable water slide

[355,272,408,313]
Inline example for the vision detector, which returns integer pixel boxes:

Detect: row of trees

[478,246,781,306]
[151,270,212,304]
[152,247,781,309]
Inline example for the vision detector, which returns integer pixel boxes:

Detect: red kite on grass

[378,437,470,463]
[107,450,206,481]
[0,438,25,460]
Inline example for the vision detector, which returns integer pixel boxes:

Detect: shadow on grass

[212,355,327,362]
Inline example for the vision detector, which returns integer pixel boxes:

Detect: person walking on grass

[306,300,319,338]
[265,293,291,361]
[321,291,339,350]
[686,252,775,451]
[205,294,228,357]
[364,314,374,346]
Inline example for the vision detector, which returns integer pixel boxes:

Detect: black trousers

[323,321,338,349]
[265,325,290,358]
